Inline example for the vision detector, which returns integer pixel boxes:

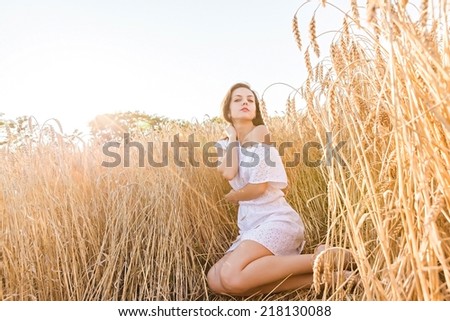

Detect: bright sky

[0,0,356,134]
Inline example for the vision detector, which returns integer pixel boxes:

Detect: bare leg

[207,240,314,295]
[239,273,313,296]
[207,252,233,294]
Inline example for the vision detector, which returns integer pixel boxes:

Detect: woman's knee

[219,268,248,295]
[207,266,224,294]
[208,267,249,296]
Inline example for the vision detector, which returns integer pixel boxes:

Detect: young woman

[206,83,318,296]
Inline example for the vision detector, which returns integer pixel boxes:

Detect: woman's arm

[224,125,273,203]
[217,124,270,181]
[224,182,268,204]
[243,124,270,144]
[217,126,239,180]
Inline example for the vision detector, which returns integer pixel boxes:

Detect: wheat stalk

[292,15,302,51]
[351,0,360,27]
[309,15,320,57]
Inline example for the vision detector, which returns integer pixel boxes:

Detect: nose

[242,101,248,105]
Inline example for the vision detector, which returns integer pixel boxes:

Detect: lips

[240,107,249,112]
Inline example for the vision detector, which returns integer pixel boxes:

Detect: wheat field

[1,0,449,301]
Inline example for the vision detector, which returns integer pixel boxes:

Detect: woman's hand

[224,125,237,140]
[224,190,239,205]
[224,183,268,203]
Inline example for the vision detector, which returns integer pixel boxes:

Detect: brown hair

[221,82,265,126]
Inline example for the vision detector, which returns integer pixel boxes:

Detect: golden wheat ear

[313,247,358,294]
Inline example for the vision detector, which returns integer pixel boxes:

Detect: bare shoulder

[246,125,271,143]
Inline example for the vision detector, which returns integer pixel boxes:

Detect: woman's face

[229,87,256,123]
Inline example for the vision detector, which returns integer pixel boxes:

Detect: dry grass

[295,0,449,300]
[1,0,449,300]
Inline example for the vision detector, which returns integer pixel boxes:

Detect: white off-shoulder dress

[216,139,305,256]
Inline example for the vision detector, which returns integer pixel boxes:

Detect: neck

[232,120,255,143]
